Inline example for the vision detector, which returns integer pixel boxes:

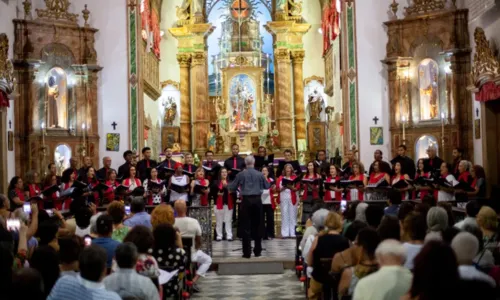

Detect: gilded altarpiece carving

[383,1,472,161]
[13,1,102,176]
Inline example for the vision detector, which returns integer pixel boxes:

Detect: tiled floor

[192,270,305,299]
[212,238,297,260]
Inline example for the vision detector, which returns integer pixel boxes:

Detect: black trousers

[240,195,263,257]
[262,204,275,239]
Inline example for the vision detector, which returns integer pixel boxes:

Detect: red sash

[198,178,209,206]
[414,173,429,199]
[458,171,470,183]
[324,176,341,201]
[216,180,233,210]
[276,175,298,205]
[104,180,119,202]
[15,189,25,202]
[28,184,41,197]
[123,178,142,189]
[302,173,320,200]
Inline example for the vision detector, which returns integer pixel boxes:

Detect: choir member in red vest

[457,160,473,185]
[96,156,112,182]
[324,165,343,202]
[223,144,246,181]
[468,165,486,199]
[301,161,321,223]
[123,166,142,193]
[346,162,367,201]
[261,166,276,240]
[203,150,218,180]
[276,164,300,238]
[414,158,432,200]
[144,168,166,205]
[391,162,411,200]
[104,169,120,203]
[8,176,25,211]
[24,170,41,200]
[366,161,391,200]
[48,163,62,186]
[60,169,77,210]
[63,158,79,184]
[42,174,60,210]
[214,167,233,241]
[190,167,210,207]
[84,167,100,205]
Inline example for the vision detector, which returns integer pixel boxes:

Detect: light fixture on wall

[318,28,323,35]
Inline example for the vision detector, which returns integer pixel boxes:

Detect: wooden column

[0,107,7,193]
[191,51,210,153]
[274,48,294,149]
[291,50,306,147]
[177,53,192,152]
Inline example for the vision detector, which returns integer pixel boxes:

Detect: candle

[401,116,406,143]
[82,123,86,148]
[441,112,445,137]
[41,122,46,150]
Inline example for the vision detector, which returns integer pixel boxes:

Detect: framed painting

[106,133,120,151]
[370,127,383,145]
[7,131,13,151]
[474,119,480,139]
[161,126,180,151]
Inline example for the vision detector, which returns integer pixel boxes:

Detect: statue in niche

[45,67,68,129]
[216,135,225,153]
[269,125,280,149]
[47,76,60,128]
[418,59,439,120]
[207,127,216,152]
[176,0,204,20]
[288,0,302,16]
[307,89,325,121]
[163,96,177,126]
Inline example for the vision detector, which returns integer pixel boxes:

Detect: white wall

[159,0,182,83]
[466,2,500,165]
[0,0,20,180]
[355,0,397,168]
[302,1,325,81]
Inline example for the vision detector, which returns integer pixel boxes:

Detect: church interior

[1,0,500,299]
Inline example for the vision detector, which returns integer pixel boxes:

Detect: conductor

[229,155,271,258]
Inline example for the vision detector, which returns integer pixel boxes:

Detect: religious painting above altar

[229,74,257,132]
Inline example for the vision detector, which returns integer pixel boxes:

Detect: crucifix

[8,120,11,129]
[372,116,379,125]
[111,122,117,130]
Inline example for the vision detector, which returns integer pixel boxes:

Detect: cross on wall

[372,116,379,125]
[111,122,117,130]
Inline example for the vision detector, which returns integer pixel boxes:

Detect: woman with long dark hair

[8,176,25,211]
[347,162,367,201]
[213,167,233,241]
[261,166,276,240]
[301,161,321,223]
[392,162,411,200]
[414,158,432,200]
[42,174,60,210]
[24,170,41,200]
[60,169,76,210]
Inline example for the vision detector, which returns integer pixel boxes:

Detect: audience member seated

[353,239,412,300]
[463,224,495,270]
[355,203,369,223]
[153,223,186,297]
[451,232,496,287]
[74,204,94,237]
[441,226,461,245]
[397,202,414,227]
[307,211,350,300]
[331,221,368,273]
[476,206,498,258]
[93,214,120,268]
[384,190,402,217]
[425,206,448,242]
[58,235,84,277]
[107,201,129,242]
[122,225,160,281]
[402,241,460,300]
[300,208,329,253]
[174,200,212,292]
[338,228,380,299]
[342,201,361,235]
[454,200,479,230]
[377,215,400,241]
[37,220,60,251]
[151,203,175,229]
[103,242,160,300]
[437,202,455,228]
[48,246,121,300]
[365,205,384,228]
[124,196,152,229]
[11,268,45,300]
[29,245,60,297]
[401,212,427,270]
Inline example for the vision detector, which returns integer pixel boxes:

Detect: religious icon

[271,125,280,149]
[307,89,325,121]
[47,76,59,128]
[229,74,257,131]
[370,127,383,145]
[418,59,439,120]
[163,96,177,126]
[207,127,216,152]
[106,133,120,152]
[45,67,68,129]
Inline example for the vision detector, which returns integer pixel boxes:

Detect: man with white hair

[229,155,271,258]
[353,239,412,300]
[451,232,496,287]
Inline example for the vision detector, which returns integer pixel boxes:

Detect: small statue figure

[216,135,225,153]
[172,143,181,152]
[325,106,335,122]
[288,0,302,16]
[271,125,280,149]
[308,89,325,121]
[194,153,200,166]
[298,152,306,166]
[207,127,216,152]
[215,96,226,116]
[176,0,191,20]
[163,97,177,126]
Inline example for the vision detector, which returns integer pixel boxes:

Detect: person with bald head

[96,156,112,181]
[173,200,212,292]
[425,145,443,175]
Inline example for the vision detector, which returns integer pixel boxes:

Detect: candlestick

[82,123,86,152]
[41,122,46,150]
[401,116,406,143]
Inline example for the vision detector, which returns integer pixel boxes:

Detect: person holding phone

[8,176,26,212]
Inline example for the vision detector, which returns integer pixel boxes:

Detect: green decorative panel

[349,82,357,145]
[128,3,139,151]
[347,6,355,69]
[345,1,358,148]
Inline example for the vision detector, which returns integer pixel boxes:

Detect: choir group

[6,143,486,240]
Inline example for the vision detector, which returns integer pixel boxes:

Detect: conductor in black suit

[229,155,271,258]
